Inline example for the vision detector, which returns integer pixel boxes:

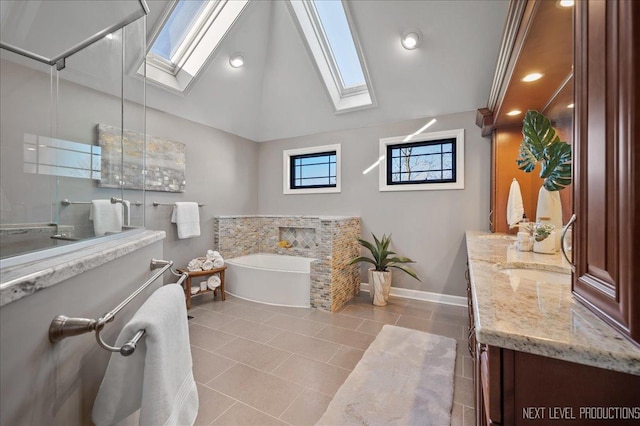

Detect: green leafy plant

[516,110,572,191]
[534,223,555,242]
[348,233,420,281]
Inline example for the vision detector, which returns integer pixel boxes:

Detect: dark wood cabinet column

[573,0,640,345]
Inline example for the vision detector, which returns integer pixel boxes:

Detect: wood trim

[476,108,494,137]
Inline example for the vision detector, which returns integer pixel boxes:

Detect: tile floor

[188,292,475,426]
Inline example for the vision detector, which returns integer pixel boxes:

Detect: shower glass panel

[0,1,147,260]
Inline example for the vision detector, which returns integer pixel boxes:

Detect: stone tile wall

[214,215,360,312]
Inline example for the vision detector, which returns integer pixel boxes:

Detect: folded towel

[190,285,200,295]
[92,284,198,426]
[212,258,224,269]
[506,179,524,228]
[170,202,200,239]
[201,260,213,271]
[207,275,221,290]
[89,199,123,237]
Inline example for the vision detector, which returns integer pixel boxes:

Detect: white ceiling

[1,0,509,142]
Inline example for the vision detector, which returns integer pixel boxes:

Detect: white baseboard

[359,283,466,307]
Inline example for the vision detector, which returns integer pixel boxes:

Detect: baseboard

[359,283,466,307]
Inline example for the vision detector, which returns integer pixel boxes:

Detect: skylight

[289,0,374,112]
[142,0,249,93]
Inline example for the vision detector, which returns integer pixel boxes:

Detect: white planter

[369,269,392,306]
[536,186,563,252]
[533,231,556,254]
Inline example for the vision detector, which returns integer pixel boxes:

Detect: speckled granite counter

[0,229,165,307]
[466,230,640,376]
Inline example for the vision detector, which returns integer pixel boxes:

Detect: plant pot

[368,268,392,306]
[536,186,563,251]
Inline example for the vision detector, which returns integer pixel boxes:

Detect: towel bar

[61,198,143,206]
[152,201,205,207]
[48,259,188,356]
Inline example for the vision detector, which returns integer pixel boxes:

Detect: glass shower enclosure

[0,1,148,260]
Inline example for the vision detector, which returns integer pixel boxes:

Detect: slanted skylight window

[142,0,249,93]
[288,0,374,112]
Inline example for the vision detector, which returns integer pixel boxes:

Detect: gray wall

[0,240,163,425]
[144,109,259,273]
[257,111,491,297]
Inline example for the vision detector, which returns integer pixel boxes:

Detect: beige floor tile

[211,401,287,426]
[195,299,237,313]
[340,305,401,324]
[456,338,472,358]
[189,324,236,352]
[279,388,333,426]
[264,314,327,336]
[221,318,282,343]
[272,354,351,396]
[453,375,474,407]
[214,337,292,372]
[451,402,465,426]
[266,331,341,363]
[463,405,476,426]
[221,304,278,323]
[355,319,386,335]
[207,363,304,418]
[462,355,474,379]
[194,384,235,426]
[191,346,236,384]
[395,315,465,339]
[304,310,364,330]
[431,308,469,326]
[190,309,237,330]
[327,346,365,370]
[259,304,313,318]
[314,325,376,351]
[376,303,434,319]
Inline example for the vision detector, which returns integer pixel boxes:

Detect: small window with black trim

[387,138,456,185]
[283,144,341,194]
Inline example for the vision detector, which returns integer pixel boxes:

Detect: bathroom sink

[499,268,571,284]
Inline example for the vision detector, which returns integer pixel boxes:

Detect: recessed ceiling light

[567,103,574,108]
[507,110,522,116]
[401,32,420,50]
[229,54,244,68]
[559,0,575,7]
[522,73,543,82]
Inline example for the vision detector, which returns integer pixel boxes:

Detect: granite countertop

[466,230,640,376]
[215,215,360,220]
[0,229,165,307]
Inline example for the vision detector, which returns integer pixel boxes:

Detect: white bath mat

[316,325,457,426]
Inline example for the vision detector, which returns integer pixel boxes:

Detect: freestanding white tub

[225,253,315,308]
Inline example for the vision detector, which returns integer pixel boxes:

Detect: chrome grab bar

[560,214,576,273]
[48,259,188,356]
[153,201,205,207]
[61,198,142,206]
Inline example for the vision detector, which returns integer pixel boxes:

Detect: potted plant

[516,110,572,250]
[348,233,420,306]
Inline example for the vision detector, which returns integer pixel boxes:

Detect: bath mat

[316,325,457,426]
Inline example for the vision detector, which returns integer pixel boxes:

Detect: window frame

[379,129,465,192]
[283,144,341,194]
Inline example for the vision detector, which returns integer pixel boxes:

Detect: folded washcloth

[207,275,221,290]
[92,284,198,426]
[506,178,524,228]
[170,202,200,239]
[212,258,224,269]
[190,285,200,295]
[187,259,200,272]
[90,199,123,237]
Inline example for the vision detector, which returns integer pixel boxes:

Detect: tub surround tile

[0,229,165,307]
[467,230,640,375]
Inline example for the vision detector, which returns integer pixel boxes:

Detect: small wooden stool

[177,266,226,310]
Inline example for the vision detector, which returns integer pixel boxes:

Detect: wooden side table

[177,266,226,310]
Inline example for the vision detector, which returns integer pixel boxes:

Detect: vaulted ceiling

[1,0,509,142]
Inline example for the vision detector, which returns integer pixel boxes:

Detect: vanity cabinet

[573,0,640,346]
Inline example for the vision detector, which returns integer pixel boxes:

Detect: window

[283,144,341,194]
[142,0,249,93]
[379,129,464,191]
[288,0,374,112]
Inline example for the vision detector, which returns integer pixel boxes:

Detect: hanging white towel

[506,179,525,228]
[170,202,200,239]
[89,199,123,237]
[92,284,198,426]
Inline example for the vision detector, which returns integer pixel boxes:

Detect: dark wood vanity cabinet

[573,0,640,346]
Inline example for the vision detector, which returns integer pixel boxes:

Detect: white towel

[170,202,200,239]
[506,179,525,228]
[89,199,123,237]
[207,275,221,290]
[92,284,198,426]
[212,257,224,269]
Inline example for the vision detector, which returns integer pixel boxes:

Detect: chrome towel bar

[48,259,188,356]
[61,198,143,206]
[153,201,205,207]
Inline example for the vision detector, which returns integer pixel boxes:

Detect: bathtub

[225,253,315,308]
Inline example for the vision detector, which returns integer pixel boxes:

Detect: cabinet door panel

[573,0,640,344]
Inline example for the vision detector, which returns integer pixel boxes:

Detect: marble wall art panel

[97,124,186,192]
